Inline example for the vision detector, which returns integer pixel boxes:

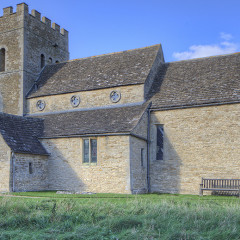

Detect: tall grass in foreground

[0,195,240,239]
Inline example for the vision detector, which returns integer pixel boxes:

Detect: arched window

[41,54,45,68]
[56,60,59,64]
[0,48,6,72]
[48,57,52,64]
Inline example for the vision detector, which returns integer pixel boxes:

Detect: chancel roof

[0,113,48,155]
[35,103,149,138]
[28,45,161,98]
[148,53,240,109]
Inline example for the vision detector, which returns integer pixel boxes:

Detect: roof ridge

[53,44,161,65]
[168,51,240,64]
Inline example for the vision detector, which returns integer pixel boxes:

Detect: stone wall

[130,136,147,193]
[0,3,69,115]
[24,7,69,109]
[27,84,144,114]
[150,103,240,195]
[13,153,48,192]
[132,110,148,139]
[0,10,24,115]
[25,11,68,75]
[130,110,148,193]
[0,135,11,192]
[23,4,69,114]
[144,44,165,99]
[41,135,131,193]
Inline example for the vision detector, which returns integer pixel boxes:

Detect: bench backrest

[202,179,240,189]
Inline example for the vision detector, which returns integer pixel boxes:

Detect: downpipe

[147,107,151,193]
[11,152,15,192]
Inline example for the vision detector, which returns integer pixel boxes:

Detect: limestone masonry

[0,3,239,194]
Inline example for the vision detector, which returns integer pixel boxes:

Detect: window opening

[0,48,6,72]
[156,125,164,160]
[41,54,45,68]
[48,57,52,64]
[83,138,97,163]
[29,162,33,174]
[91,139,97,163]
[141,148,144,167]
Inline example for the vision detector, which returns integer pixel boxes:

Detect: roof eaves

[150,100,240,111]
[39,132,132,139]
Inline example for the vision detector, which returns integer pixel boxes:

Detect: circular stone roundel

[36,100,46,111]
[110,90,121,103]
[70,95,80,107]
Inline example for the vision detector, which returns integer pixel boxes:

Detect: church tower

[0,3,69,115]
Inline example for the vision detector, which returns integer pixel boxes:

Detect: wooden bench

[199,178,240,197]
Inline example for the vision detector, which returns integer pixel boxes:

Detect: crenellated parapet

[2,3,68,37]
[3,6,13,15]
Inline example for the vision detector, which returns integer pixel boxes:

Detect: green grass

[0,193,240,239]
[8,191,134,199]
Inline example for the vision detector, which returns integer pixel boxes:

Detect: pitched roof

[0,113,48,155]
[148,53,240,109]
[34,103,149,138]
[27,45,161,98]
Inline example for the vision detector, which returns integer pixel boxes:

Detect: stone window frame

[156,124,164,161]
[110,90,121,103]
[36,99,46,111]
[70,95,80,108]
[82,138,98,165]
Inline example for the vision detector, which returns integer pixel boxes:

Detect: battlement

[2,3,68,37]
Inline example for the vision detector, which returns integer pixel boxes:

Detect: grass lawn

[0,192,240,239]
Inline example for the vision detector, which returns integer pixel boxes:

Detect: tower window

[48,57,52,64]
[41,54,45,68]
[0,48,6,72]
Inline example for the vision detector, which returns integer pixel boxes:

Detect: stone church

[0,3,239,194]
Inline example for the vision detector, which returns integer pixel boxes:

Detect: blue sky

[1,0,239,62]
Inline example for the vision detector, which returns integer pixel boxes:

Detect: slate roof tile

[28,45,161,98]
[148,53,240,108]
[0,113,48,155]
[36,103,149,138]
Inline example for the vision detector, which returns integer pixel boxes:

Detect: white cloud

[173,33,239,61]
[220,32,233,41]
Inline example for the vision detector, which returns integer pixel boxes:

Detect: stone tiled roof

[148,53,240,109]
[36,103,149,138]
[0,113,48,155]
[27,45,161,98]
